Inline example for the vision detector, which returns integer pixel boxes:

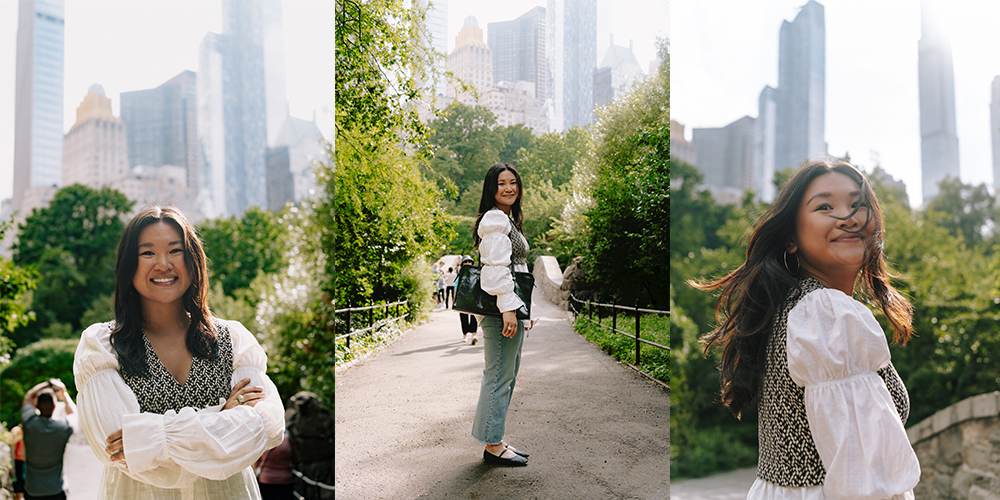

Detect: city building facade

[546,0,598,131]
[488,6,546,102]
[692,116,757,205]
[62,84,129,190]
[593,37,644,109]
[197,0,290,219]
[12,0,65,215]
[120,71,200,191]
[774,0,826,173]
[486,81,548,135]
[447,16,493,106]
[918,0,960,206]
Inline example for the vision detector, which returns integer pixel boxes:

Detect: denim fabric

[471,315,524,444]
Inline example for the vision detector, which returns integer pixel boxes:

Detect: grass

[335,321,408,367]
[572,312,669,384]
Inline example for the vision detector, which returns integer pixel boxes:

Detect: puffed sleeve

[74,321,284,485]
[787,289,920,500]
[74,322,197,488]
[121,320,284,480]
[478,209,524,313]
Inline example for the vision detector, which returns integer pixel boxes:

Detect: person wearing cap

[458,255,479,344]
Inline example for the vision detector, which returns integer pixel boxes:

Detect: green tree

[497,124,535,164]
[0,338,78,427]
[516,126,590,189]
[425,102,504,211]
[12,185,132,341]
[0,219,38,367]
[198,206,288,298]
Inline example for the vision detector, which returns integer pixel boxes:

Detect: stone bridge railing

[907,391,1000,499]
[533,256,569,309]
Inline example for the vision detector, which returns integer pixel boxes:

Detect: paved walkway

[670,468,755,500]
[335,289,670,499]
[64,434,104,499]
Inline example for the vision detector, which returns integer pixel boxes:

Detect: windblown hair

[110,206,218,378]
[472,162,525,249]
[692,158,913,419]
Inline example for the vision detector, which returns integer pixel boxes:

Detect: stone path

[334,289,670,499]
[670,468,756,500]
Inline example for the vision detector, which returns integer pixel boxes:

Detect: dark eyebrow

[805,191,861,206]
[138,240,183,248]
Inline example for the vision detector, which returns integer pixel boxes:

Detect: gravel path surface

[335,289,670,499]
[670,468,756,500]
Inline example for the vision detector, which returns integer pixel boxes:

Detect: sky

[443,0,669,83]
[673,0,1000,208]
[0,0,334,202]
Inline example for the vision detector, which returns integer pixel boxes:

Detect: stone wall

[908,391,1000,499]
[534,256,569,309]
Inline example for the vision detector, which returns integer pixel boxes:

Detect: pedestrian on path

[73,206,285,499]
[431,262,442,306]
[694,159,919,499]
[471,163,534,467]
[11,424,26,500]
[457,255,479,345]
[20,379,75,500]
[444,267,458,308]
[436,270,446,309]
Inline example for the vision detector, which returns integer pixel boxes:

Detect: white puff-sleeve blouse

[747,288,920,500]
[73,319,285,500]
[478,208,528,314]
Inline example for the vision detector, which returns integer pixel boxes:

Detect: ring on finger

[237,394,245,404]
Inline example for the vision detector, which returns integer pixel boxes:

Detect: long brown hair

[472,162,525,248]
[693,158,912,419]
[110,206,218,377]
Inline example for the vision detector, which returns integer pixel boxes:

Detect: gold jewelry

[783,250,800,274]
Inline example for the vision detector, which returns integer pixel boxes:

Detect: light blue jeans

[471,315,524,444]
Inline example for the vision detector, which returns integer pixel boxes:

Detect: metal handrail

[569,294,669,366]
[336,299,409,350]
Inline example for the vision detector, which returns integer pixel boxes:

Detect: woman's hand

[105,429,126,465]
[501,311,518,338]
[223,377,265,410]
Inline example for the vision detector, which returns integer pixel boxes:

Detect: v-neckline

[144,334,195,387]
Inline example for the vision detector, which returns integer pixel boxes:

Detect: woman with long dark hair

[73,206,284,499]
[695,159,920,498]
[471,162,534,466]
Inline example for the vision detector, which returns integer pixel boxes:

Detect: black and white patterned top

[757,277,910,487]
[120,321,234,415]
[508,218,528,267]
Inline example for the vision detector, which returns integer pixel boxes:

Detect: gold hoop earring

[784,250,799,275]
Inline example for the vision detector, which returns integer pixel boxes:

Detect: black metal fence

[292,468,335,499]
[334,299,409,350]
[568,294,670,365]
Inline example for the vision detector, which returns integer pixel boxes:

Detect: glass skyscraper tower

[918,0,960,206]
[774,0,826,173]
[12,0,65,213]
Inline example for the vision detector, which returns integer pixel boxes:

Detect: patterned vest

[757,278,910,486]
[120,321,234,414]
[508,218,528,267]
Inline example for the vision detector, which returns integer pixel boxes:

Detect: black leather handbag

[453,262,534,320]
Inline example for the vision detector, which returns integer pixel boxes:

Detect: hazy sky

[443,0,669,80]
[0,0,334,202]
[673,0,1000,207]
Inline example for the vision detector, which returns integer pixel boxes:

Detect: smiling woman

[72,206,284,500]
[692,159,920,499]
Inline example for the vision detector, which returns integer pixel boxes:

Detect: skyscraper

[423,0,448,98]
[774,0,826,172]
[447,16,492,106]
[692,116,757,203]
[754,86,778,202]
[62,84,128,189]
[593,37,644,109]
[12,0,65,214]
[547,0,598,131]
[918,0,960,206]
[120,71,199,185]
[488,6,546,101]
[992,76,1000,191]
[198,0,289,218]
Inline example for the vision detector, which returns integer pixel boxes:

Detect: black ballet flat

[505,445,529,458]
[484,449,528,466]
